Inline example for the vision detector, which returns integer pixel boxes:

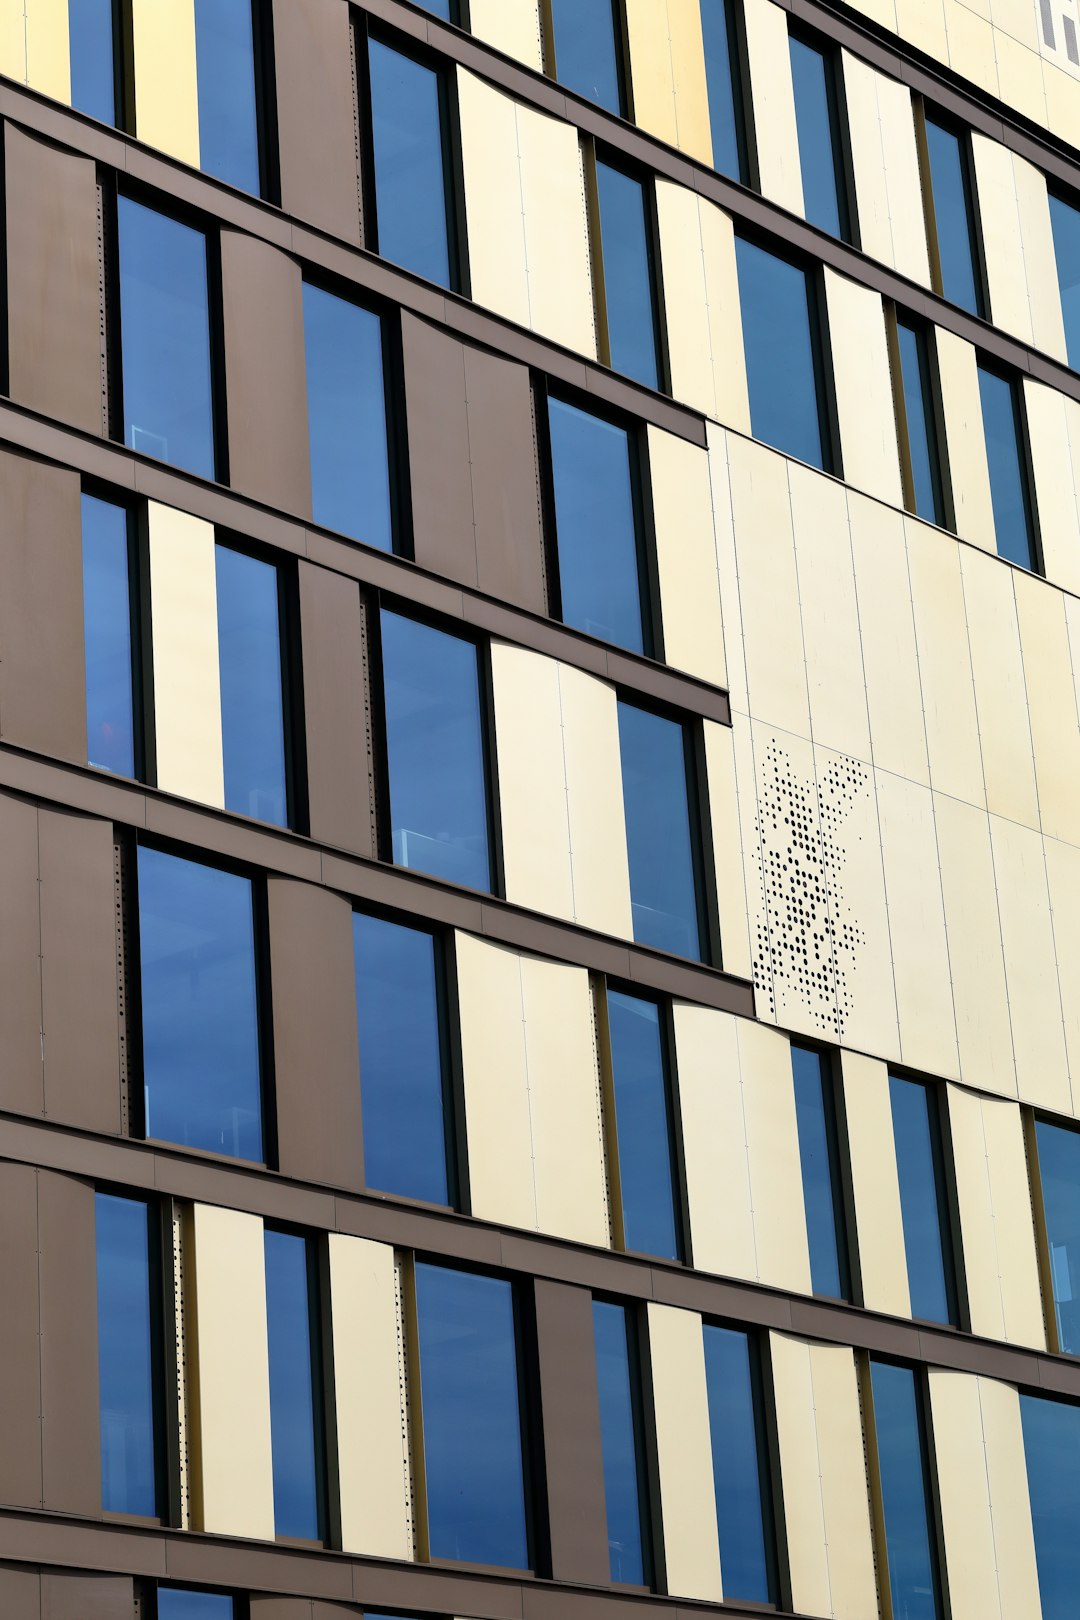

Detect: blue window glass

[96,1191,160,1516]
[703,1325,774,1603]
[354,912,450,1205]
[895,319,947,527]
[924,117,983,315]
[117,197,215,479]
[594,1300,650,1585]
[138,846,264,1162]
[302,282,393,550]
[700,0,746,182]
[617,700,703,961]
[82,493,135,778]
[547,398,645,653]
[264,1229,322,1540]
[735,236,828,470]
[158,1591,235,1620]
[549,0,623,114]
[978,365,1037,571]
[1034,1120,1080,1354]
[789,35,848,239]
[889,1075,956,1325]
[791,1045,849,1300]
[69,0,117,125]
[607,991,679,1260]
[869,1360,942,1620]
[414,1263,529,1568]
[215,546,288,827]
[368,39,453,287]
[194,0,261,194]
[595,160,660,389]
[1050,193,1080,370]
[418,0,454,14]
[1021,1393,1080,1620]
[381,610,492,892]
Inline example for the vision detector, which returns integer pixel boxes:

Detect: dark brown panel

[0,1564,39,1620]
[0,792,45,1118]
[401,315,477,589]
[297,561,377,857]
[40,1572,133,1620]
[4,125,103,436]
[249,1602,315,1620]
[37,1172,100,1516]
[0,1163,44,1508]
[268,878,364,1191]
[533,1280,610,1586]
[220,231,313,517]
[465,347,548,616]
[272,0,362,246]
[0,450,87,764]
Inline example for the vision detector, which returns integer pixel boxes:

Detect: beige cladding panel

[1015,570,1080,846]
[843,54,930,284]
[0,0,24,81]
[824,270,904,506]
[490,643,575,923]
[743,0,803,215]
[737,1018,812,1294]
[849,493,929,785]
[517,101,597,358]
[702,720,752,981]
[131,0,200,167]
[699,198,751,433]
[674,1001,756,1280]
[147,503,225,810]
[648,425,726,687]
[24,0,70,101]
[906,516,985,808]
[455,932,535,1232]
[1015,157,1068,362]
[972,136,1034,345]
[557,662,633,938]
[656,185,750,432]
[1024,381,1080,598]
[708,428,748,710]
[935,329,995,550]
[666,0,713,162]
[840,1049,911,1317]
[467,0,543,70]
[646,1304,723,1601]
[959,546,1038,829]
[456,71,530,330]
[1046,835,1080,1099]
[626,0,712,162]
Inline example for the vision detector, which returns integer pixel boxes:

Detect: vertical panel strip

[147,502,225,808]
[840,1049,911,1317]
[25,0,70,102]
[131,0,200,167]
[647,1302,723,1601]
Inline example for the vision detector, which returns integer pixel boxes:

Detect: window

[69,0,119,125]
[700,0,750,183]
[367,37,457,289]
[96,1191,163,1517]
[593,1299,652,1585]
[547,0,625,114]
[194,0,262,194]
[413,1262,530,1568]
[546,397,648,654]
[157,1593,235,1620]
[703,1325,776,1604]
[1050,192,1080,370]
[606,990,680,1260]
[922,115,984,315]
[866,1360,944,1620]
[137,845,265,1162]
[419,0,456,15]
[889,1074,958,1325]
[1021,1393,1080,1620]
[353,911,453,1205]
[891,316,948,528]
[302,282,394,550]
[788,33,851,240]
[380,610,493,893]
[1031,1119,1080,1354]
[264,1228,324,1540]
[82,492,138,779]
[216,544,289,827]
[617,700,705,961]
[791,1045,851,1300]
[977,364,1039,571]
[593,157,663,390]
[117,197,216,480]
[735,236,831,471]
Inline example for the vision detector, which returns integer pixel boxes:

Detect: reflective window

[158,1592,235,1620]
[607,991,679,1260]
[1021,1393,1080,1620]
[368,39,453,287]
[700,0,747,182]
[69,0,118,124]
[413,1263,530,1568]
[791,1045,850,1300]
[264,1229,322,1540]
[595,159,661,389]
[138,846,264,1162]
[548,0,624,114]
[117,197,216,479]
[215,545,288,827]
[894,318,947,527]
[82,493,136,778]
[1033,1120,1080,1354]
[789,35,849,239]
[302,282,393,550]
[617,700,703,961]
[889,1074,957,1325]
[703,1325,775,1603]
[354,912,451,1205]
[978,364,1038,571]
[548,398,645,653]
[96,1191,161,1516]
[1050,192,1080,370]
[923,117,983,315]
[867,1360,943,1620]
[381,610,492,892]
[736,237,829,470]
[194,0,261,194]
[594,1299,651,1585]
[419,0,454,15]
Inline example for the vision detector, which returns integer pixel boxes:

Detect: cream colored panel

[840,1050,910,1317]
[896,0,947,58]
[739,1018,812,1293]
[490,643,574,922]
[708,425,748,713]
[625,0,680,152]
[972,136,1033,344]
[187,1203,274,1539]
[936,329,995,550]
[147,503,225,810]
[455,933,535,1232]
[674,1002,755,1280]
[656,184,750,431]
[646,1304,723,1602]
[906,517,984,808]
[743,0,803,215]
[132,0,200,167]
[1025,381,1080,597]
[457,71,530,330]
[700,200,751,433]
[843,54,930,285]
[468,0,543,71]
[824,271,904,506]
[978,1376,1044,1618]
[703,720,752,980]
[24,0,69,101]
[329,1235,413,1559]
[1015,159,1068,362]
[1045,835,1080,1106]
[558,662,633,937]
[960,547,1037,829]
[945,3,998,95]
[649,426,726,687]
[850,494,929,785]
[667,0,713,162]
[0,0,25,82]
[1015,570,1080,846]
[517,100,596,357]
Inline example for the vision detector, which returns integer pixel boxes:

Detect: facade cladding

[8,0,1080,1618]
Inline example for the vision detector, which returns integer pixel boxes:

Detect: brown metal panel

[40,1573,133,1620]
[220,231,313,517]
[0,1565,39,1620]
[268,877,364,1191]
[0,1163,44,1508]
[401,314,477,589]
[5,125,104,435]
[37,1172,101,1516]
[533,1278,611,1586]
[464,345,548,616]
[272,0,362,246]
[248,1602,314,1620]
[0,450,87,764]
[297,562,376,857]
[0,793,45,1118]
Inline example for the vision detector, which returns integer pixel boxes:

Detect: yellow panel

[490,643,575,923]
[991,815,1072,1113]
[649,426,726,687]
[959,547,1037,828]
[456,71,530,330]
[824,270,904,506]
[131,0,200,168]
[1015,158,1068,362]
[1045,59,1080,149]
[455,933,535,1231]
[707,424,748,713]
[0,0,25,82]
[1024,381,1080,597]
[329,1235,413,1559]
[699,199,752,434]
[702,720,752,981]
[905,517,984,808]
[655,185,749,432]
[1014,570,1080,846]
[559,662,633,937]
[1045,835,1080,1115]
[667,0,713,163]
[743,0,804,215]
[978,1376,1044,1617]
[147,502,225,810]
[25,0,69,102]
[849,493,929,784]
[945,1,998,94]
[187,1203,274,1539]
[935,329,995,551]
[738,1018,812,1294]
[625,0,679,150]
[467,0,543,70]
[995,30,1048,126]
[972,136,1032,344]
[840,1050,910,1317]
[646,1304,723,1601]
[870,62,931,285]
[842,53,893,269]
[769,1336,829,1614]
[673,1001,756,1280]
[896,0,948,58]
[517,100,597,358]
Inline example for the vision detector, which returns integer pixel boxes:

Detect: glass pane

[617,701,702,960]
[789,37,843,237]
[302,282,393,550]
[896,320,945,527]
[381,610,491,892]
[118,196,215,478]
[870,1360,941,1620]
[1021,1393,1080,1620]
[735,237,826,469]
[889,1075,954,1324]
[978,366,1036,571]
[418,0,453,13]
[548,398,643,652]
[593,1301,648,1584]
[215,546,287,827]
[703,1325,772,1602]
[138,845,264,1161]
[925,119,981,314]
[264,1229,321,1540]
[194,0,260,193]
[69,0,117,124]
[158,1592,235,1620]
[369,39,451,287]
[607,991,678,1259]
[82,493,135,778]
[700,0,743,182]
[1050,193,1080,371]
[354,912,449,1204]
[96,1192,159,1516]
[791,1045,847,1299]
[414,1263,529,1568]
[549,0,622,113]
[1035,1120,1080,1354]
[596,161,659,389]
